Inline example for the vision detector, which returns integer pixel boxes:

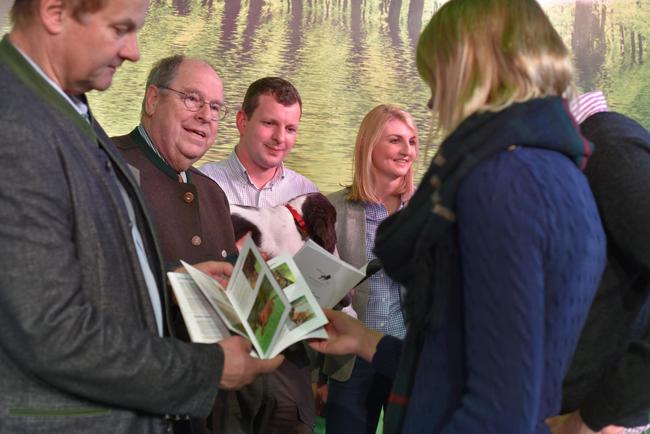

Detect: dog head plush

[230,193,337,258]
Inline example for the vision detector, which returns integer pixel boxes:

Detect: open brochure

[168,236,369,358]
[292,240,368,310]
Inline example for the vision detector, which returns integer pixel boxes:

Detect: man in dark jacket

[114,54,244,433]
[113,54,237,270]
[549,91,650,434]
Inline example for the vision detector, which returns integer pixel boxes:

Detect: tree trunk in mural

[408,0,424,49]
[220,0,241,53]
[388,0,403,47]
[173,0,190,16]
[572,0,606,90]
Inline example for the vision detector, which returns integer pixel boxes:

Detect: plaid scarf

[374,96,593,434]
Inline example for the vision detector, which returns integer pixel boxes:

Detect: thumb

[227,335,252,352]
[308,339,329,353]
[238,337,253,351]
[254,354,285,374]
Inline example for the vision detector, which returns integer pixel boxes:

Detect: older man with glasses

[113,54,236,271]
[112,54,245,433]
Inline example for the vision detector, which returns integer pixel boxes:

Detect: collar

[284,203,309,239]
[230,147,286,189]
[130,126,190,183]
[0,35,95,140]
[570,91,609,124]
[365,197,406,219]
[12,42,89,120]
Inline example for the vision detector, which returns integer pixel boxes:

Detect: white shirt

[200,149,319,207]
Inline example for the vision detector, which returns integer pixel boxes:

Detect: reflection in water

[388,0,403,47]
[573,0,606,90]
[0,0,649,192]
[220,0,241,53]
[285,0,304,78]
[173,0,191,16]
[243,0,264,55]
[0,1,9,31]
[408,0,425,49]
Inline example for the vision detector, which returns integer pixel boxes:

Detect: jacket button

[183,192,194,203]
[191,235,202,246]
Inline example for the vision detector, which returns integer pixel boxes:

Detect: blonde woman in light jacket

[324,104,418,434]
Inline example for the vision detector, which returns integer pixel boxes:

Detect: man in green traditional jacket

[0,1,282,433]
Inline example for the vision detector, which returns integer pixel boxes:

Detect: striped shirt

[364,201,407,339]
[199,149,318,207]
[570,91,609,124]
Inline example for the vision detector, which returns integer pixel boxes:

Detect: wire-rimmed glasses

[158,85,228,121]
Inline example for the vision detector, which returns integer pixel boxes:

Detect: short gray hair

[140,54,186,117]
[140,55,220,117]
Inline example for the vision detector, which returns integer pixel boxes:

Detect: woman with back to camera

[310,0,607,433]
[323,104,417,434]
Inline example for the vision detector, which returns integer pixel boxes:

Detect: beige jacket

[323,188,371,381]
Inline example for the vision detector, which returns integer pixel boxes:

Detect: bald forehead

[172,59,224,100]
[180,59,220,80]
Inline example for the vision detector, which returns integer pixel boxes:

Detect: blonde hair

[416,0,574,133]
[348,104,418,203]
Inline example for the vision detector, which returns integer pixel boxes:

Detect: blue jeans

[325,357,392,434]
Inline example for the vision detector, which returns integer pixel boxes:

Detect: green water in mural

[1,0,649,192]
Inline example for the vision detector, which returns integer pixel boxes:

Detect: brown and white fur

[231,193,357,310]
[230,193,337,259]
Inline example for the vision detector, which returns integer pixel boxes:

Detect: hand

[181,260,233,288]
[217,336,284,390]
[312,380,328,417]
[546,411,623,434]
[308,309,383,362]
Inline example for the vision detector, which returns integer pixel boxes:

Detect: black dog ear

[230,214,263,247]
[301,193,337,253]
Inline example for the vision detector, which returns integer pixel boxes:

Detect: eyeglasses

[157,85,228,121]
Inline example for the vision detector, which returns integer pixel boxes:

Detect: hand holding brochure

[168,236,329,358]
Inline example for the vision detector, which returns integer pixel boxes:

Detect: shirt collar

[12,44,90,120]
[230,146,286,189]
[570,91,609,125]
[365,197,407,220]
[134,125,188,182]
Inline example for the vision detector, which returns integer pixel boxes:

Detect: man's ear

[235,110,247,136]
[39,0,66,34]
[144,84,160,116]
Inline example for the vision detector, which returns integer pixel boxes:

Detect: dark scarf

[375,96,592,434]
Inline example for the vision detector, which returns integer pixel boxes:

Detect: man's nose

[120,33,140,63]
[272,127,285,143]
[196,102,212,121]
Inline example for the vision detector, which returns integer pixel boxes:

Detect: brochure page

[181,260,246,336]
[293,240,366,309]
[167,272,230,343]
[227,237,292,358]
[267,254,329,357]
